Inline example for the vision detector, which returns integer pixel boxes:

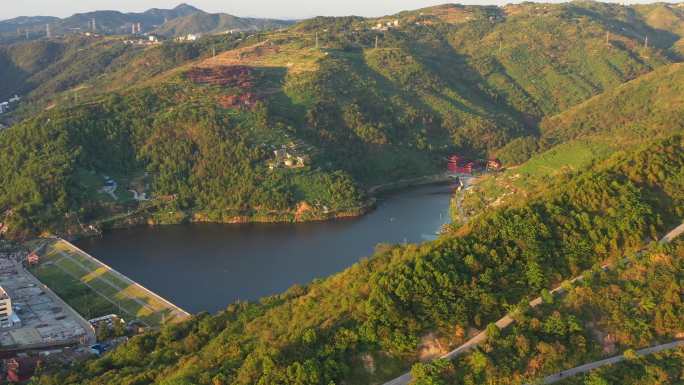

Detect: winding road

[537,340,684,384]
[382,222,684,385]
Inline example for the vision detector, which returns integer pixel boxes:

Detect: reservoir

[76,183,456,313]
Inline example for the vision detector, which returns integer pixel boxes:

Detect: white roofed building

[0,286,19,328]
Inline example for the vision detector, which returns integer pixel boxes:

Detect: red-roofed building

[447,155,475,174]
[26,253,39,266]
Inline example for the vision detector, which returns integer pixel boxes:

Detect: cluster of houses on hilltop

[372,20,401,31]
[123,35,160,46]
[268,142,312,170]
[269,148,310,170]
[175,33,201,42]
[0,95,21,115]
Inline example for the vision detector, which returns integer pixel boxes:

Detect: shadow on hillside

[0,52,31,100]
[372,31,538,153]
[568,4,681,50]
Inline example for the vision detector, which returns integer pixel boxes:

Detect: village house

[26,252,40,266]
[123,35,160,46]
[269,148,310,170]
[372,19,400,30]
[0,285,20,328]
[0,95,22,115]
[447,155,502,175]
[176,33,200,42]
[447,155,475,174]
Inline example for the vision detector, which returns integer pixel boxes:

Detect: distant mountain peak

[174,3,202,13]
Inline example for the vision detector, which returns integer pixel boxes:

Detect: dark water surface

[76,183,456,313]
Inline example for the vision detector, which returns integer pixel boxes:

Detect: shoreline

[69,173,460,240]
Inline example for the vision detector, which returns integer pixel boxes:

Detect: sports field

[31,238,190,327]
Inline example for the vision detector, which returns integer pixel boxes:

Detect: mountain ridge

[0,3,292,38]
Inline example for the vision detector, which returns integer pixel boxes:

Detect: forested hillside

[557,349,684,385]
[2,2,681,239]
[0,33,247,104]
[459,62,684,225]
[413,239,684,384]
[540,62,684,148]
[3,3,683,384]
[0,82,364,238]
[30,134,684,385]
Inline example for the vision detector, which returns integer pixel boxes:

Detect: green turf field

[31,239,190,326]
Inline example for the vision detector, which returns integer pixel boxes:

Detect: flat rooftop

[0,285,8,300]
[0,258,89,350]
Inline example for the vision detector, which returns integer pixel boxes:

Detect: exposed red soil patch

[218,93,261,109]
[185,65,254,87]
[185,65,265,110]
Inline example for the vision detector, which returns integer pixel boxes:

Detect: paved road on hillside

[382,222,684,385]
[537,340,684,384]
[661,222,684,244]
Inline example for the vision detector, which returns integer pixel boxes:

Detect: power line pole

[644,35,648,49]
[605,31,610,45]
[315,32,319,49]
[375,35,379,49]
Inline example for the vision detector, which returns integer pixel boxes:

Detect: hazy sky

[2,0,667,20]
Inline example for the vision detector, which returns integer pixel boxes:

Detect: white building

[0,286,19,328]
[176,33,201,42]
[0,102,9,114]
[8,95,20,103]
